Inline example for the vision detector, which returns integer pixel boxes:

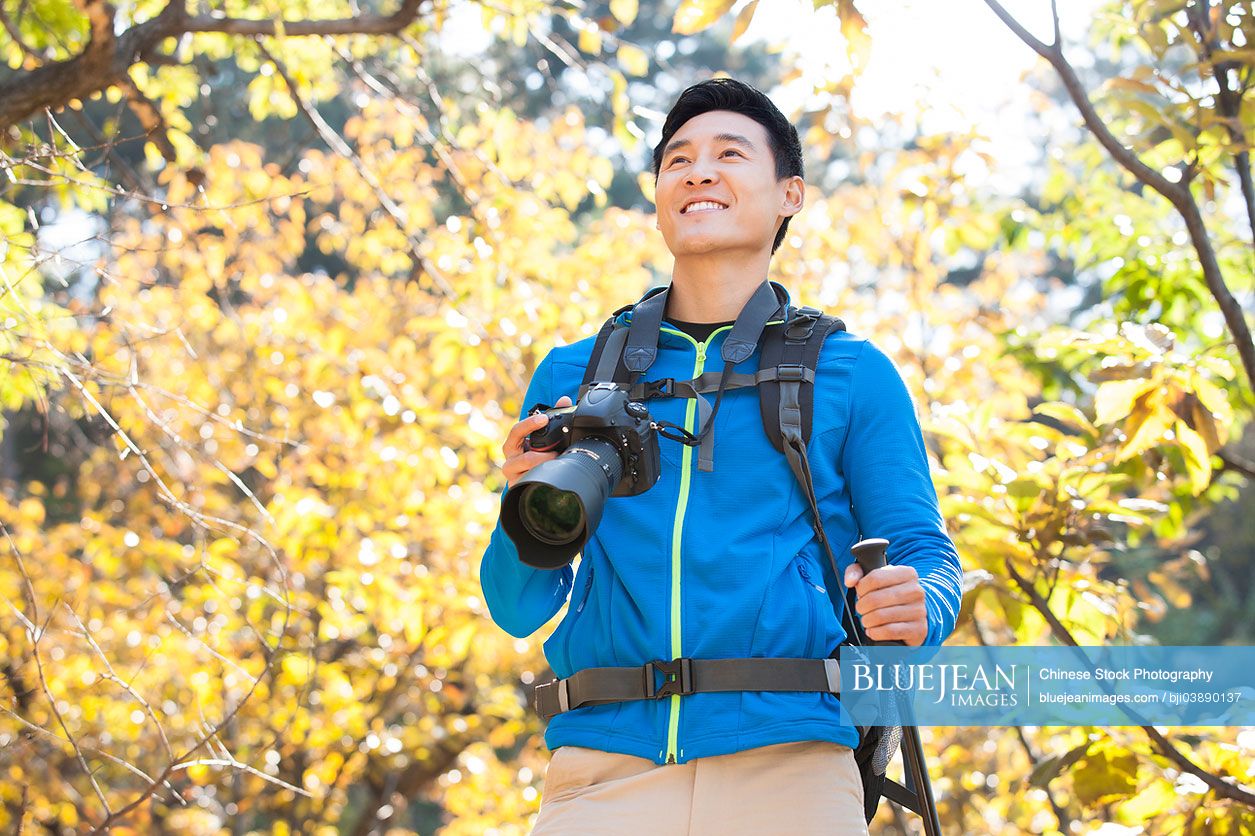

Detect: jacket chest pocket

[543,563,595,679]
[795,559,826,659]
[751,555,827,659]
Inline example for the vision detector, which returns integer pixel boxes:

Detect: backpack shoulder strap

[758,305,846,453]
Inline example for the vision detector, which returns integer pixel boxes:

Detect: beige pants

[531,740,870,835]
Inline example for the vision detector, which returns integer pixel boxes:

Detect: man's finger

[865,621,927,646]
[855,582,925,615]
[857,602,926,629]
[504,450,560,486]
[502,411,552,457]
[555,395,573,407]
[854,564,917,596]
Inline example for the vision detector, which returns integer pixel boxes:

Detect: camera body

[501,383,661,569]
[524,382,660,497]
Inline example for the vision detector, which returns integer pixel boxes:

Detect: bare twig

[63,603,175,761]
[0,706,187,806]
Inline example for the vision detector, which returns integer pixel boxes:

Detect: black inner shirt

[666,318,735,345]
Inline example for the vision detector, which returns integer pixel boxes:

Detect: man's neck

[665,254,772,323]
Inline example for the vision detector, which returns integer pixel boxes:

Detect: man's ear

[780,175,805,218]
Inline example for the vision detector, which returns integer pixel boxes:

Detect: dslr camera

[501,382,661,569]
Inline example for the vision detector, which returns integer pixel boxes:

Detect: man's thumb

[844,564,863,588]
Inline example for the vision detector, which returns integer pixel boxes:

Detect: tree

[2,0,1252,832]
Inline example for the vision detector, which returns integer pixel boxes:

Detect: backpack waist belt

[534,656,842,721]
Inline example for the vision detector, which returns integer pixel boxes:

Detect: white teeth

[683,201,727,214]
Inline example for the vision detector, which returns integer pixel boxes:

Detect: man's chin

[669,235,747,256]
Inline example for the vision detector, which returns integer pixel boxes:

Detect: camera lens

[517,483,585,545]
[501,437,623,569]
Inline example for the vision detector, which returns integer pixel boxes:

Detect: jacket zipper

[796,560,823,658]
[564,564,596,675]
[659,324,730,764]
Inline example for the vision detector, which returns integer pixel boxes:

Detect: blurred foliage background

[1,0,1253,833]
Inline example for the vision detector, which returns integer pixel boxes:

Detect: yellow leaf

[1189,398,1222,453]
[1190,373,1233,425]
[281,653,311,687]
[1032,402,1097,438]
[403,609,426,646]
[617,43,649,77]
[1094,378,1154,426]
[637,172,656,205]
[672,0,737,34]
[731,0,759,42]
[577,25,602,55]
[448,621,477,659]
[1173,420,1211,495]
[610,0,639,26]
[1115,400,1173,462]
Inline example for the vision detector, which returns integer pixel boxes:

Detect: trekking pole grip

[849,538,904,647]
[850,537,889,574]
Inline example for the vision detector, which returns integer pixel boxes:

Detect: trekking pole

[851,538,943,836]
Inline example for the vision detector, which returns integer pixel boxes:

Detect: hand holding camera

[501,383,662,570]
[502,395,574,488]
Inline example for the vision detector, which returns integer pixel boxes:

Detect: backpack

[576,282,939,831]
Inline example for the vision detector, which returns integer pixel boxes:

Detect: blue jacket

[480,285,963,765]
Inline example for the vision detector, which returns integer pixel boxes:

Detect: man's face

[654,110,803,259]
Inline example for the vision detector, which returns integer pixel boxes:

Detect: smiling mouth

[681,201,729,215]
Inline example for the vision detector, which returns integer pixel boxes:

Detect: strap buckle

[641,378,674,399]
[644,658,693,699]
[785,312,819,341]
[777,364,807,382]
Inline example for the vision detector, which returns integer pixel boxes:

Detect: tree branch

[1216,448,1255,480]
[182,0,422,37]
[118,76,177,163]
[1186,0,1255,252]
[1004,558,1255,809]
[981,0,1255,394]
[0,0,425,133]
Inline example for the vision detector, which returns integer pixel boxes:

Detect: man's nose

[685,156,718,185]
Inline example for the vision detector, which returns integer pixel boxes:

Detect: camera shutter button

[625,402,648,418]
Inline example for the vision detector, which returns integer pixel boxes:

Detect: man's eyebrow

[662,133,758,159]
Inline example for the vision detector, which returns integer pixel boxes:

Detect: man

[480,78,962,834]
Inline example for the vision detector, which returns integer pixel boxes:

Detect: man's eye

[667,156,688,166]
[722,149,743,157]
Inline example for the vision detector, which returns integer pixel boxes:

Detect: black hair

[652,77,803,254]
